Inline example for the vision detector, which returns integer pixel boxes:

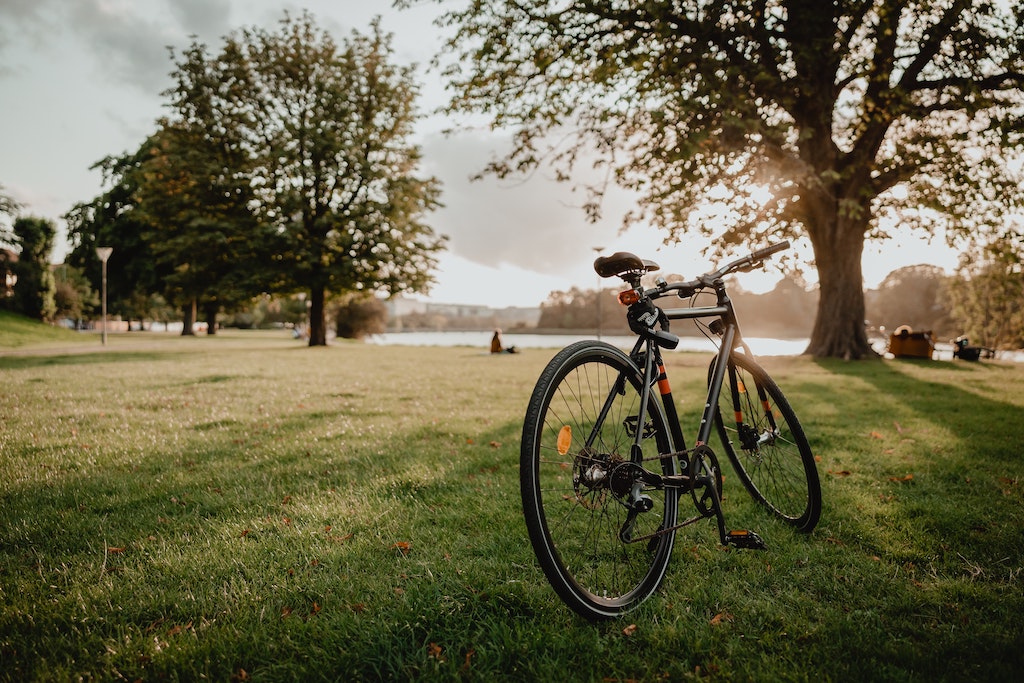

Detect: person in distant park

[491,329,518,354]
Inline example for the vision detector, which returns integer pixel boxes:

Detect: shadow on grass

[0,350,194,370]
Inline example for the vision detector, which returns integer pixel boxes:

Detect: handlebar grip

[750,240,790,262]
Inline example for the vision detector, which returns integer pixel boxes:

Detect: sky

[0,0,962,308]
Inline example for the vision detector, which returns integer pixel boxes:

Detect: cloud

[168,0,232,38]
[421,131,632,276]
[0,0,232,92]
[66,1,189,93]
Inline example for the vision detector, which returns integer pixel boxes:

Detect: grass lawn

[1,325,1022,682]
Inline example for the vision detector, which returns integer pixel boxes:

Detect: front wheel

[709,353,821,532]
[521,341,679,620]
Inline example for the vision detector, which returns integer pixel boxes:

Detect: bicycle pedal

[725,530,767,550]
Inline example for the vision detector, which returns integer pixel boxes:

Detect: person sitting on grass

[490,329,518,354]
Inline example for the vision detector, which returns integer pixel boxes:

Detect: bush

[333,295,387,339]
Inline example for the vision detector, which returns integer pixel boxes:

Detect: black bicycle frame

[623,277,773,485]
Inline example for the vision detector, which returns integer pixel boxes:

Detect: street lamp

[593,246,604,340]
[95,247,112,345]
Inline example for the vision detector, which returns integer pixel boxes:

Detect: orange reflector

[556,425,572,455]
[618,289,640,305]
[737,379,747,394]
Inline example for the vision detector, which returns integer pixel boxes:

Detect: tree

[10,216,57,321]
[866,264,954,336]
[946,233,1024,350]
[197,13,446,346]
[425,0,1024,358]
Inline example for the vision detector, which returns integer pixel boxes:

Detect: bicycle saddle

[594,252,660,279]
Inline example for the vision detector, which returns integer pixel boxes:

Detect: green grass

[0,309,92,348]
[1,326,1022,682]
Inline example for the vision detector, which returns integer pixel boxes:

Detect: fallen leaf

[392,541,411,556]
[427,642,445,661]
[622,623,638,636]
[489,441,501,448]
[106,547,125,554]
[828,470,852,477]
[888,474,914,483]
[710,612,734,626]
[309,602,321,617]
[870,431,884,439]
[462,649,476,672]
[281,606,293,619]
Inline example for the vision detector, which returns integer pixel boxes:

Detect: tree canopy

[422,0,1024,357]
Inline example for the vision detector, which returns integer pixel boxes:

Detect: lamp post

[593,246,604,340]
[95,247,112,345]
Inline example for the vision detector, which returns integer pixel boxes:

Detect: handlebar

[655,240,790,300]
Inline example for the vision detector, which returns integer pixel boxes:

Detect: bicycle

[520,241,822,620]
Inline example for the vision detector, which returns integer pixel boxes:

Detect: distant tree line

[537,248,1024,352]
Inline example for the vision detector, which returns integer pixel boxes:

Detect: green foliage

[867,264,956,337]
[52,264,99,322]
[536,287,628,332]
[9,216,57,321]
[427,0,1024,358]
[947,234,1024,349]
[64,152,167,324]
[333,294,388,340]
[1,334,1022,681]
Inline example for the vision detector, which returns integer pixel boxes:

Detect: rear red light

[618,289,640,305]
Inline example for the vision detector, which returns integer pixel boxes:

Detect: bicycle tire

[521,341,679,620]
[709,352,821,532]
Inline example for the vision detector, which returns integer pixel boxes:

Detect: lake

[367,330,810,356]
[367,331,1024,362]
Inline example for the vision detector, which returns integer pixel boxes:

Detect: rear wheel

[521,341,679,620]
[709,353,821,532]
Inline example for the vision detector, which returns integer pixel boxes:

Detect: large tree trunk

[805,220,876,359]
[181,299,196,337]
[308,286,327,346]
